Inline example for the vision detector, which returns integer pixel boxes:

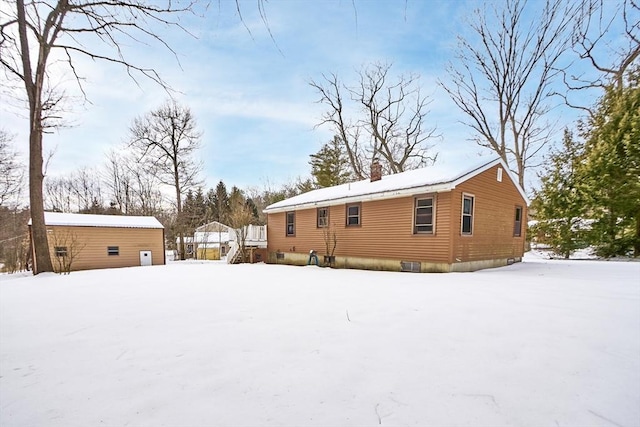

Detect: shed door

[140,250,152,266]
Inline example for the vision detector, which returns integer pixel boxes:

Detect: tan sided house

[28,212,165,272]
[264,157,528,272]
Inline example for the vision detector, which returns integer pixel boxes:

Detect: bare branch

[440,0,576,188]
[311,62,439,178]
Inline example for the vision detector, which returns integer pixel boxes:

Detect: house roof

[264,157,529,214]
[29,212,164,229]
[195,221,232,233]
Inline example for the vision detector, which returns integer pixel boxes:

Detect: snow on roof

[195,221,232,233]
[265,157,527,213]
[29,212,164,229]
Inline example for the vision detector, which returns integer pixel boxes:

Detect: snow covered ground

[1,254,638,427]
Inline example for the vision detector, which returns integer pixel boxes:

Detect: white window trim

[346,203,361,227]
[413,194,436,235]
[514,205,523,237]
[286,211,296,236]
[317,207,329,228]
[461,193,475,236]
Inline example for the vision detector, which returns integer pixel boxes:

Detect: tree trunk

[29,127,53,274]
[174,161,185,261]
[17,0,53,274]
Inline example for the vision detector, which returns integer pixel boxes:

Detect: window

[346,204,361,226]
[317,207,329,228]
[461,194,474,235]
[107,246,119,256]
[514,206,523,237]
[497,167,503,182]
[54,246,67,257]
[414,196,434,234]
[286,212,296,236]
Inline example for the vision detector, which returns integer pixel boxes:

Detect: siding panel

[47,225,165,272]
[451,165,527,261]
[268,192,453,263]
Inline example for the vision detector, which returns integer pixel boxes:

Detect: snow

[265,157,528,213]
[1,255,639,426]
[27,212,164,229]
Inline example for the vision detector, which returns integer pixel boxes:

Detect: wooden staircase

[226,244,243,264]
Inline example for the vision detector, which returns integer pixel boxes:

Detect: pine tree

[181,189,197,234]
[532,129,587,258]
[205,188,216,223]
[579,70,640,257]
[211,181,230,224]
[310,136,352,187]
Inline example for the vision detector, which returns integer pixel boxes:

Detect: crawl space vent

[400,261,421,273]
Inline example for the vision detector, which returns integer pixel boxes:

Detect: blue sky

[0,0,621,194]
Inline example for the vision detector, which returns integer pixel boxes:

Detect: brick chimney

[370,158,382,182]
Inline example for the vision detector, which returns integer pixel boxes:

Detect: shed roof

[29,212,164,229]
[264,157,528,213]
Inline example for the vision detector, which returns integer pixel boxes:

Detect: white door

[139,250,152,266]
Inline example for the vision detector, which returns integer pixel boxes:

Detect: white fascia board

[264,182,455,214]
[449,158,530,205]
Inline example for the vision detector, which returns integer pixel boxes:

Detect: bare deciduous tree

[44,175,74,213]
[0,207,30,273]
[562,0,640,114]
[322,221,337,266]
[103,149,164,216]
[311,62,439,180]
[227,194,256,264]
[129,100,202,260]
[49,229,86,274]
[0,0,201,274]
[0,130,24,209]
[440,0,576,188]
[44,167,104,213]
[104,151,135,215]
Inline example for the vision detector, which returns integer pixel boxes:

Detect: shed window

[346,204,361,226]
[462,194,474,235]
[414,196,434,234]
[54,246,67,257]
[317,207,329,228]
[107,246,119,256]
[286,212,296,236]
[514,206,523,237]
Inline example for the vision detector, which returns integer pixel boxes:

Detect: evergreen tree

[579,70,640,257]
[211,181,230,224]
[310,136,352,187]
[532,129,587,258]
[182,188,207,233]
[205,188,216,222]
[245,198,260,222]
[181,189,197,234]
[295,177,316,194]
[193,187,206,224]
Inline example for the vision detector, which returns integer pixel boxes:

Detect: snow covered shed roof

[29,212,164,229]
[264,157,528,214]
